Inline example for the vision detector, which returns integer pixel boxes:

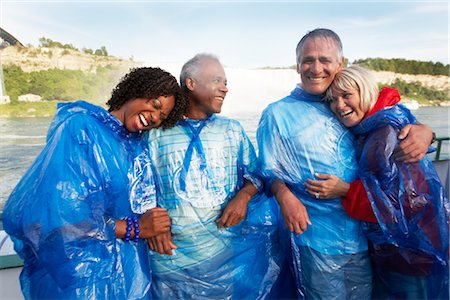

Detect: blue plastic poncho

[3,101,156,299]
[256,86,371,299]
[143,114,283,299]
[352,104,450,299]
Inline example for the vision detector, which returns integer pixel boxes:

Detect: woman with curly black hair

[107,67,186,129]
[3,67,187,299]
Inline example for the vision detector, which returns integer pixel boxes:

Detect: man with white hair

[144,53,281,299]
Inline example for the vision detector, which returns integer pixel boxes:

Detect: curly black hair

[106,67,187,129]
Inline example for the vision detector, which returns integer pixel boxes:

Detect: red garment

[366,87,401,117]
[342,87,401,223]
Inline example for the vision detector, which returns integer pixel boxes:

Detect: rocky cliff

[372,71,448,91]
[0,46,140,72]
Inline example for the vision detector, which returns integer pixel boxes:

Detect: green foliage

[354,58,449,76]
[381,78,449,103]
[37,37,110,57]
[94,46,108,56]
[82,47,94,55]
[38,37,79,51]
[3,65,127,104]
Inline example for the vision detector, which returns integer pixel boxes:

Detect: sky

[1,0,448,69]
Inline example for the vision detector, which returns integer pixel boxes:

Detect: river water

[0,106,449,212]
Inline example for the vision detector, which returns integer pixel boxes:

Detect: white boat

[401,100,420,110]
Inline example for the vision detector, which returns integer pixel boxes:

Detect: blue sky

[1,1,448,68]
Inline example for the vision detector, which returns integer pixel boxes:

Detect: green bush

[3,65,127,103]
[380,78,449,104]
[354,58,449,76]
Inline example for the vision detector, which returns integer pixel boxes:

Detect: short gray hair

[296,28,343,64]
[180,53,221,92]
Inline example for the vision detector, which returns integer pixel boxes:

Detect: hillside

[2,45,448,92]
[372,71,449,92]
[0,45,140,72]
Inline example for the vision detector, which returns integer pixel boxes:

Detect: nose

[335,97,346,109]
[220,83,228,94]
[311,60,323,74]
[150,111,162,127]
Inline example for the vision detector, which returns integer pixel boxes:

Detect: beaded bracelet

[132,216,140,242]
[124,217,133,242]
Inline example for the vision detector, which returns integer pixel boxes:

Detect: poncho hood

[48,100,142,142]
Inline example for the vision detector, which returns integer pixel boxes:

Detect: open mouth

[339,110,354,118]
[139,113,149,127]
[308,76,327,81]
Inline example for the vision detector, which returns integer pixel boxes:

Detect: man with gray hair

[256,28,433,298]
[144,53,281,299]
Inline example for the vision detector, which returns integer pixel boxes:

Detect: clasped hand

[304,173,349,199]
[272,181,311,234]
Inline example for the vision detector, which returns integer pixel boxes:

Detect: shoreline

[1,99,449,118]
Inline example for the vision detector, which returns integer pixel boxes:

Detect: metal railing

[433,137,450,161]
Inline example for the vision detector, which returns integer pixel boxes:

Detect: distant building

[0,95,10,104]
[18,94,42,102]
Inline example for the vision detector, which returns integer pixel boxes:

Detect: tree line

[38,37,109,56]
[354,58,448,76]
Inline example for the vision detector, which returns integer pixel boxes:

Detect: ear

[186,78,195,92]
[338,57,345,70]
[296,63,301,74]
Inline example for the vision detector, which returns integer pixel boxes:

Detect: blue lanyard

[179,116,213,192]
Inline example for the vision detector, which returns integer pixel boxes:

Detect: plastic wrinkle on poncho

[3,101,156,299]
[256,87,370,299]
[140,114,284,299]
[352,104,450,299]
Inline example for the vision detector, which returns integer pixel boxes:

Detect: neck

[184,103,211,120]
[110,110,123,124]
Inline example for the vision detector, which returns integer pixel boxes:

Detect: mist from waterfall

[151,62,300,115]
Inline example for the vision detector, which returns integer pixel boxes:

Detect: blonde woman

[306,65,449,299]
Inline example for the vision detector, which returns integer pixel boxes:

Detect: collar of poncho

[351,87,416,136]
[56,100,143,141]
[290,85,325,103]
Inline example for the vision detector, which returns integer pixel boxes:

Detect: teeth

[340,110,353,117]
[139,114,149,126]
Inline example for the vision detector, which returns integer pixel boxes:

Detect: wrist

[342,182,350,196]
[240,185,257,203]
[122,216,140,242]
[271,180,286,198]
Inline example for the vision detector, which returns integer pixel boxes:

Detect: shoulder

[49,101,113,142]
[264,95,296,112]
[212,114,243,128]
[53,101,107,126]
[209,115,249,138]
[146,122,186,144]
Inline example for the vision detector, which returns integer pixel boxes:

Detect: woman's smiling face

[114,95,175,132]
[329,87,365,128]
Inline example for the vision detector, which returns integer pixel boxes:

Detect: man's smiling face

[297,36,344,95]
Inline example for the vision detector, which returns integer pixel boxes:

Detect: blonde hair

[326,65,379,114]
